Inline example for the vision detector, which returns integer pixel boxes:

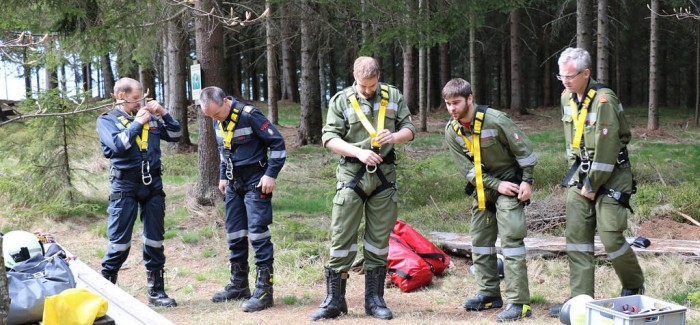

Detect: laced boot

[242,266,274,312]
[364,266,392,320]
[311,266,348,321]
[463,294,504,311]
[621,286,645,296]
[147,269,178,307]
[101,269,118,284]
[496,304,532,322]
[212,263,251,302]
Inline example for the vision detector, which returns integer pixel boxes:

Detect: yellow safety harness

[218,106,242,180]
[345,84,390,173]
[568,88,597,150]
[114,112,152,185]
[453,106,487,210]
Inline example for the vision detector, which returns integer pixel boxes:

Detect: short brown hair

[353,56,380,79]
[442,78,472,99]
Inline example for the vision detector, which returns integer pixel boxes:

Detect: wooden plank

[67,258,175,325]
[429,232,700,260]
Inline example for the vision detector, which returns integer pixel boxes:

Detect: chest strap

[218,101,251,180]
[110,110,152,185]
[345,84,390,151]
[453,105,488,210]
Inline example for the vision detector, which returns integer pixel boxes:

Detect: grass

[2,103,700,323]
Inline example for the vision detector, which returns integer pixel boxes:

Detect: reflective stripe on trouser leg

[102,191,138,272]
[363,186,398,269]
[471,199,500,297]
[225,186,250,265]
[245,189,274,267]
[566,186,597,297]
[496,195,530,304]
[141,191,166,270]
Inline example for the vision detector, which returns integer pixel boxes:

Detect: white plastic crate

[586,294,686,325]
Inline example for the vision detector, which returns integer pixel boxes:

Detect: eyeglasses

[556,71,582,81]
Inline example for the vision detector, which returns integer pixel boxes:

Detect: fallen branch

[672,209,700,227]
[649,158,667,186]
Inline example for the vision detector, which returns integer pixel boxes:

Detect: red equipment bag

[392,219,451,275]
[387,234,434,293]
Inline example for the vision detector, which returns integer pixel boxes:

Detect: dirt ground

[52,108,700,325]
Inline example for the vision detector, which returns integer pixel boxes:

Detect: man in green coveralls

[550,47,644,316]
[443,78,537,322]
[311,56,416,321]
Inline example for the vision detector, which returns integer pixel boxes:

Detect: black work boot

[242,266,274,312]
[311,266,348,321]
[496,304,532,322]
[212,263,251,302]
[364,266,392,320]
[147,269,178,308]
[620,286,645,296]
[101,269,118,284]
[463,294,503,311]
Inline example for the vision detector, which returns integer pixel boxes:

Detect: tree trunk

[23,48,32,98]
[543,28,553,107]
[166,10,192,150]
[328,46,337,98]
[403,44,418,115]
[418,0,427,131]
[577,0,594,53]
[193,0,225,206]
[297,1,323,146]
[469,20,477,95]
[140,66,157,101]
[102,54,115,99]
[45,37,58,91]
[499,41,509,108]
[82,62,91,97]
[510,9,524,114]
[597,0,609,85]
[281,19,299,103]
[266,0,279,124]
[647,0,659,130]
[439,42,451,108]
[696,20,699,126]
[0,235,7,324]
[60,63,67,94]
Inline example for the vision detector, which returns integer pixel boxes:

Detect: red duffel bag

[387,234,434,292]
[392,219,451,275]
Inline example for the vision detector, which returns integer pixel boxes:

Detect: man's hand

[355,149,383,166]
[518,182,532,202]
[257,175,276,194]
[135,107,151,125]
[375,129,396,145]
[218,179,228,195]
[497,181,520,197]
[581,184,596,200]
[145,100,166,116]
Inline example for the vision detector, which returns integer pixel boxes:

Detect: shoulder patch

[244,106,254,113]
[599,94,608,103]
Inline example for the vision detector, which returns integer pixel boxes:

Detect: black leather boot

[364,266,392,320]
[311,266,348,321]
[621,286,645,296]
[147,269,178,307]
[212,263,251,302]
[101,269,118,284]
[242,266,274,312]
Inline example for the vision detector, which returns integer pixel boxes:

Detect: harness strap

[218,101,249,180]
[336,164,396,202]
[110,110,152,185]
[344,84,390,148]
[454,105,488,210]
[599,185,636,214]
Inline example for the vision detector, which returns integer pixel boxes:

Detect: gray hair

[557,47,591,72]
[353,56,380,79]
[113,77,141,96]
[199,86,226,109]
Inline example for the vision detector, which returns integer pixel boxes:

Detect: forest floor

[10,104,700,324]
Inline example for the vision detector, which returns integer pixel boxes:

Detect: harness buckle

[141,161,152,185]
[366,164,377,174]
[225,158,234,180]
[580,160,591,173]
[607,189,621,200]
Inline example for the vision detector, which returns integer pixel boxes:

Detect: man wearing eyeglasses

[550,47,644,317]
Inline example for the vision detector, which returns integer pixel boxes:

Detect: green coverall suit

[560,79,644,298]
[444,106,536,304]
[321,82,416,272]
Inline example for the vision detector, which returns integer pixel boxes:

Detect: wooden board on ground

[67,257,175,325]
[429,232,700,260]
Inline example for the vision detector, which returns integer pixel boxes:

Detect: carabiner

[225,158,234,180]
[141,161,152,185]
[366,164,377,174]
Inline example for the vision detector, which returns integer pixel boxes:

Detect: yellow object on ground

[43,288,108,325]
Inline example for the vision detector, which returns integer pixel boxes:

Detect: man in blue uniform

[96,77,182,307]
[199,86,286,312]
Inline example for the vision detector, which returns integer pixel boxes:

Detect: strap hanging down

[218,106,242,180]
[453,105,488,210]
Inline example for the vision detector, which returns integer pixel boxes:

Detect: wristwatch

[523,178,534,185]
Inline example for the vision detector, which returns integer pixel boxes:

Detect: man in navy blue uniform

[96,77,182,307]
[199,86,286,312]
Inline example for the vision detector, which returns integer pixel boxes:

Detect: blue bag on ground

[7,250,76,325]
